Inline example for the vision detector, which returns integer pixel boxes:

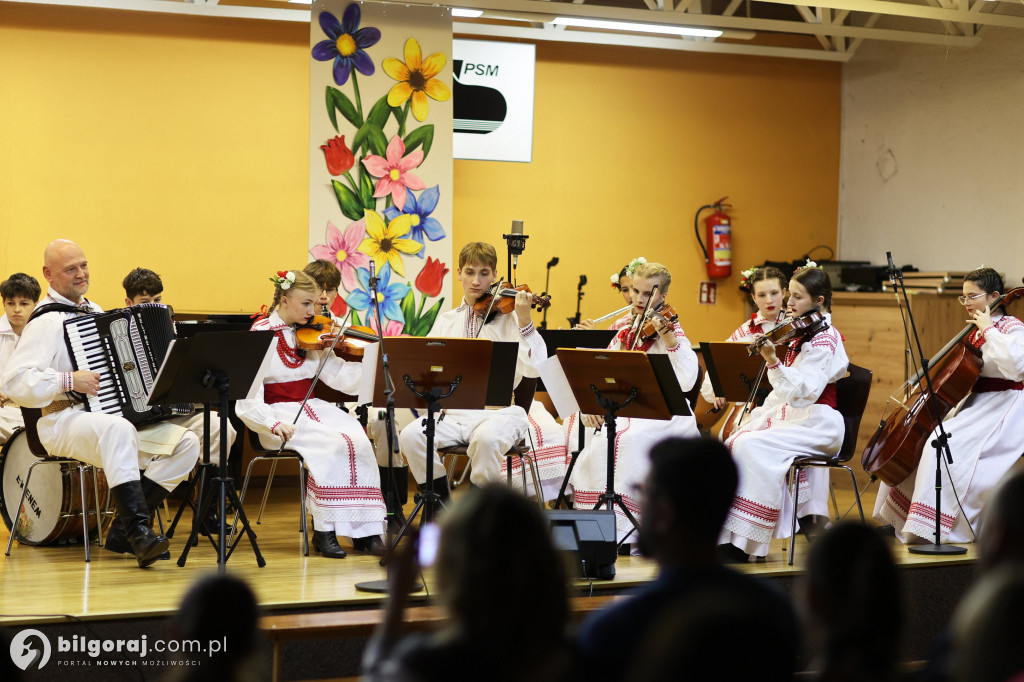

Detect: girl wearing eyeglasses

[875,267,1024,545]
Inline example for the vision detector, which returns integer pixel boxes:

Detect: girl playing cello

[719,264,848,562]
[236,270,386,558]
[875,267,1024,544]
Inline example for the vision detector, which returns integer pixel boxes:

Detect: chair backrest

[18,407,49,457]
[834,363,872,463]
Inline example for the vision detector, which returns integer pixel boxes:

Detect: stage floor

[0,484,978,627]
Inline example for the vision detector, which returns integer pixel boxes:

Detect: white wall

[839,25,1024,289]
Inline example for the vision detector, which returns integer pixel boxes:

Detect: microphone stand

[568,276,586,328]
[887,251,966,556]
[503,229,528,286]
[541,257,558,330]
[355,261,423,593]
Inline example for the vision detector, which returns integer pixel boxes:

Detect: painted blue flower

[346,262,410,324]
[382,186,446,259]
[311,5,381,86]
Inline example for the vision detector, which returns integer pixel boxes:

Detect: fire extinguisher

[694,197,732,279]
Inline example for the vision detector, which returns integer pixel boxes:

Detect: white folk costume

[504,401,568,502]
[1,291,198,491]
[699,311,829,520]
[608,312,632,331]
[569,320,700,543]
[0,314,25,442]
[720,315,848,557]
[236,312,385,539]
[875,314,1024,543]
[398,301,550,488]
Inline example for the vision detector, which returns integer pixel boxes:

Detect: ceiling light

[452,8,484,17]
[288,0,312,4]
[550,16,722,38]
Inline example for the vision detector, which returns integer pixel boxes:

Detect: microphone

[369,259,378,292]
[547,257,559,268]
[578,274,587,290]
[504,220,528,271]
[886,251,896,284]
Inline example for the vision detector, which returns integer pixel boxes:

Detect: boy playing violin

[397,242,549,500]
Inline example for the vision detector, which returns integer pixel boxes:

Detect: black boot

[312,530,347,558]
[352,535,385,555]
[105,478,172,559]
[109,481,170,568]
[432,475,451,504]
[718,543,750,564]
[379,465,409,515]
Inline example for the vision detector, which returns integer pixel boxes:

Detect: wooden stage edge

[0,485,979,628]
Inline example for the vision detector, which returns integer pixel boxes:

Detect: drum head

[1,430,71,545]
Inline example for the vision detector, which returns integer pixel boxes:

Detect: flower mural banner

[308,1,453,337]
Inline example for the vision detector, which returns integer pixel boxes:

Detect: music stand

[537,328,618,510]
[554,348,691,534]
[147,330,274,571]
[699,341,772,427]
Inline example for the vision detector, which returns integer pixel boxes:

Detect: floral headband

[609,257,647,289]
[270,270,296,290]
[792,258,822,275]
[739,266,760,290]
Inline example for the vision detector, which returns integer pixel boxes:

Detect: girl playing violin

[718,264,848,563]
[567,262,700,560]
[875,267,1024,545]
[236,270,385,558]
[397,242,558,500]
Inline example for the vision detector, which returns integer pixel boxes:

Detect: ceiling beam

[455,20,853,60]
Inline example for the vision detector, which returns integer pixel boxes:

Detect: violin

[746,309,828,357]
[294,315,378,360]
[634,303,679,344]
[472,283,551,319]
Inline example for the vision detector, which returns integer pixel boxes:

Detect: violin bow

[629,284,659,351]
[276,309,354,453]
[474,281,503,338]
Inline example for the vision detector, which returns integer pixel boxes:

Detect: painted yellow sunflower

[383,38,451,122]
[358,209,422,278]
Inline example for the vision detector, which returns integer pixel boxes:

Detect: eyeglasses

[958,292,990,305]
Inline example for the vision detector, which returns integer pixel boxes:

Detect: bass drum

[0,429,109,546]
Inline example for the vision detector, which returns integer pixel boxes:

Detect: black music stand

[554,348,691,537]
[538,328,618,510]
[147,330,274,571]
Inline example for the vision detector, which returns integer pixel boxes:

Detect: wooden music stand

[699,342,768,403]
[359,337,504,530]
[554,348,691,533]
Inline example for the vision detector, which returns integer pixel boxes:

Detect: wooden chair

[439,378,545,509]
[4,408,106,562]
[786,363,873,565]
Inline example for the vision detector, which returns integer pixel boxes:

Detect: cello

[862,287,1024,486]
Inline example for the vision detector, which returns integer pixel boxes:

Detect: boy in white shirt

[0,273,41,442]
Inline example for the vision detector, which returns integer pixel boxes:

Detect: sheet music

[535,354,580,419]
[358,342,381,405]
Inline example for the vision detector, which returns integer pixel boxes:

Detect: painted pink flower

[361,135,426,210]
[309,220,370,292]
[368,317,406,337]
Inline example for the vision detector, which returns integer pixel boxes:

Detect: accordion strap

[28,303,92,323]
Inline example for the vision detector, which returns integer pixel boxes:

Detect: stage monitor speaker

[546,510,617,580]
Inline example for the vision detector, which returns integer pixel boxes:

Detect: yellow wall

[1,3,839,341]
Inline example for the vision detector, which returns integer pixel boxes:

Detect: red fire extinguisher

[694,197,732,279]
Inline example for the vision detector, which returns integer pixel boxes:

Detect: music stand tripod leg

[591,387,641,537]
[554,416,586,510]
[388,378,459,550]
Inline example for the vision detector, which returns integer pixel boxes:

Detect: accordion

[64,303,192,425]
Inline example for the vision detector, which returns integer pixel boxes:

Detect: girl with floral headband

[699,264,830,536]
[718,263,849,563]
[235,270,386,558]
[875,267,1024,546]
[576,257,646,331]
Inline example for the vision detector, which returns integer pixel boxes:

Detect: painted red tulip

[321,135,354,176]
[415,257,448,298]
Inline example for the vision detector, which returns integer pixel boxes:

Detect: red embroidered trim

[732,496,780,523]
